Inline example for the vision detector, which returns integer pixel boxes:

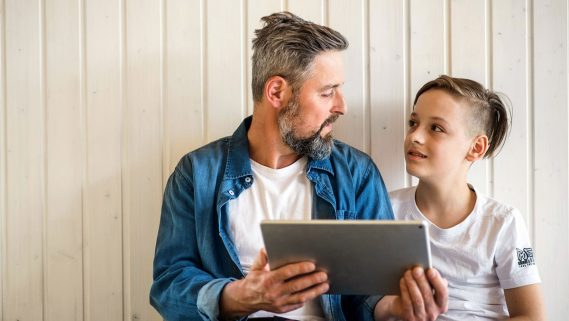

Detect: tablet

[260,220,431,295]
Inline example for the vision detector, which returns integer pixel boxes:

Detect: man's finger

[271,261,316,281]
[280,271,328,296]
[285,282,329,306]
[251,248,269,271]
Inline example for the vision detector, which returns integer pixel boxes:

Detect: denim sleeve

[341,158,393,320]
[356,158,394,221]
[150,167,231,321]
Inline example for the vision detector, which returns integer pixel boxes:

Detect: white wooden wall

[0,0,567,320]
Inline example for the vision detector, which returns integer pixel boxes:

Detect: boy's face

[278,51,347,159]
[404,89,475,181]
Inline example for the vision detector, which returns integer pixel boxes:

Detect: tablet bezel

[260,220,432,295]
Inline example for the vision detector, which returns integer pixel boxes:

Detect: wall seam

[119,0,128,319]
[526,0,535,243]
[40,0,47,318]
[0,0,6,318]
[202,0,207,143]
[404,0,411,187]
[160,0,167,192]
[241,0,247,119]
[486,0,494,197]
[79,0,87,319]
[364,0,370,154]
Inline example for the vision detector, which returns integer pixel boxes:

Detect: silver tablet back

[260,220,431,295]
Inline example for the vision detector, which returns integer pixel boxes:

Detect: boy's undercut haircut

[414,75,511,158]
[251,12,348,102]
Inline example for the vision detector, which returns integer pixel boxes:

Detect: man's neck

[247,113,301,169]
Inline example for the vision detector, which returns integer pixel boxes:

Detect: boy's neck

[414,179,476,229]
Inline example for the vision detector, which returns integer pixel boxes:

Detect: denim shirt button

[228,190,235,196]
[244,177,251,183]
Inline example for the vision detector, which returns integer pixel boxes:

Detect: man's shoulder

[175,136,232,173]
[330,139,373,164]
[189,136,231,158]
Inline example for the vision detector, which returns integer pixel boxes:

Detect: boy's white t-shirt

[389,186,541,321]
[228,157,325,321]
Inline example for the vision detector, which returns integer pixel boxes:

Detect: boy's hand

[374,266,448,321]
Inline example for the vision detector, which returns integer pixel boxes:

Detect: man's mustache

[319,114,339,131]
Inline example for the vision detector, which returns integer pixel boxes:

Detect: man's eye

[322,91,333,97]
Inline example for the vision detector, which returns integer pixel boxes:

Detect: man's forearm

[219,280,250,320]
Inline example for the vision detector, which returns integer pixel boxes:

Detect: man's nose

[332,89,347,115]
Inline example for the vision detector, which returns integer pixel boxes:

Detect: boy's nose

[408,129,425,145]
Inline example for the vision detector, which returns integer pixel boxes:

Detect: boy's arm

[504,284,546,321]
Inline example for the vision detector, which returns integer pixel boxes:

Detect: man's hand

[219,249,329,320]
[374,266,448,321]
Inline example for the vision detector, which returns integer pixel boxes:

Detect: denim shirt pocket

[335,209,357,220]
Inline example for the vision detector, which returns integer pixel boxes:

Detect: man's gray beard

[278,98,337,160]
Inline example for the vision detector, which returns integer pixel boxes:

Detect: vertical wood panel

[409,0,446,100]
[533,0,569,317]
[450,0,489,195]
[369,0,407,190]
[84,0,124,320]
[409,0,446,186]
[124,0,162,320]
[0,2,568,320]
[44,0,83,320]
[0,0,5,317]
[246,0,283,116]
[287,0,324,24]
[206,0,245,141]
[164,0,204,174]
[4,0,45,320]
[329,0,367,152]
[491,1,530,223]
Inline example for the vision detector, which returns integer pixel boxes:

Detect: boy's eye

[431,124,444,132]
[408,120,417,127]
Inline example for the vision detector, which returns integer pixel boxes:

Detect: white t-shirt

[389,186,541,321]
[228,157,325,321]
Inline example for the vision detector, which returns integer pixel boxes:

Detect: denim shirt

[150,116,394,321]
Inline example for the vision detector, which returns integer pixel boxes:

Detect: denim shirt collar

[224,115,334,180]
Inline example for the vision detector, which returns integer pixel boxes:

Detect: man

[150,12,448,321]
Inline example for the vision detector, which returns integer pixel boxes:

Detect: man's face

[278,51,347,159]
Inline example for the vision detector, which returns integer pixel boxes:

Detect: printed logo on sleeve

[516,248,535,267]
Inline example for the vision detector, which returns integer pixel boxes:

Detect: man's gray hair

[251,12,348,102]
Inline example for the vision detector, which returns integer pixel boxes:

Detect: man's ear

[264,76,291,109]
[466,134,489,162]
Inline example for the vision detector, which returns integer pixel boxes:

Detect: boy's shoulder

[475,192,522,222]
[388,186,416,205]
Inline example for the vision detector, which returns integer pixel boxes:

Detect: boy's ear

[466,135,489,162]
[264,76,291,109]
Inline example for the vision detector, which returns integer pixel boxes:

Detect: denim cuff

[365,295,382,315]
[197,278,235,321]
